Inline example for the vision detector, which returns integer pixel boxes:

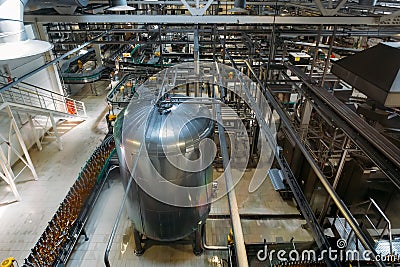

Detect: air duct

[0,0,52,61]
[26,0,89,14]
[228,0,248,13]
[107,0,135,11]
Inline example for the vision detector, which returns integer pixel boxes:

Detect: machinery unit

[114,95,214,245]
[288,52,311,65]
[332,42,400,107]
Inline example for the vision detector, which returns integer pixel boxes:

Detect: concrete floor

[0,80,313,266]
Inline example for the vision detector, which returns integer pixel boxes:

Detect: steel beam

[28,114,43,151]
[24,15,380,25]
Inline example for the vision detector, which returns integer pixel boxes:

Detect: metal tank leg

[193,223,203,256]
[132,227,144,256]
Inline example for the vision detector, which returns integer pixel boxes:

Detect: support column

[300,99,313,139]
[49,113,63,151]
[193,222,203,256]
[94,44,103,67]
[194,25,200,97]
[34,22,65,96]
[310,25,323,79]
[28,115,42,151]
[0,147,21,201]
[6,106,38,180]
[132,227,144,256]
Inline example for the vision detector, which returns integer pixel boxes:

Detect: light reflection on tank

[114,96,214,241]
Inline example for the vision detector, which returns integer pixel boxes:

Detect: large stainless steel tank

[114,98,213,241]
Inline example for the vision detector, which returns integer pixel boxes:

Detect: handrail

[367,198,393,257]
[0,75,66,97]
[0,82,86,117]
[106,73,140,106]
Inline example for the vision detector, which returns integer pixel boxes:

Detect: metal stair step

[374,240,400,256]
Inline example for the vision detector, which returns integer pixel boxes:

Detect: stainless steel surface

[115,97,213,241]
[229,0,248,13]
[0,0,52,61]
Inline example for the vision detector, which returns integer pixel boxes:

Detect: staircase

[0,80,86,117]
[0,80,87,203]
[329,198,400,263]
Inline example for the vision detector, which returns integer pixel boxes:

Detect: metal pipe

[194,25,200,97]
[202,223,229,250]
[0,28,112,94]
[244,61,384,267]
[216,103,249,267]
[368,198,393,259]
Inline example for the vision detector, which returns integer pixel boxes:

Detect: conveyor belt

[22,137,116,267]
[285,63,400,189]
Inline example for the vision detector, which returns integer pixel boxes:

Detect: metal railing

[364,198,393,256]
[334,198,394,256]
[0,81,86,117]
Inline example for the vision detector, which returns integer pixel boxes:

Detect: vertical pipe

[310,25,323,79]
[216,103,249,267]
[158,25,163,69]
[194,24,200,97]
[321,25,337,88]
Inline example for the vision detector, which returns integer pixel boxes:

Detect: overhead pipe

[107,0,135,11]
[25,0,89,14]
[0,0,29,43]
[0,0,53,61]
